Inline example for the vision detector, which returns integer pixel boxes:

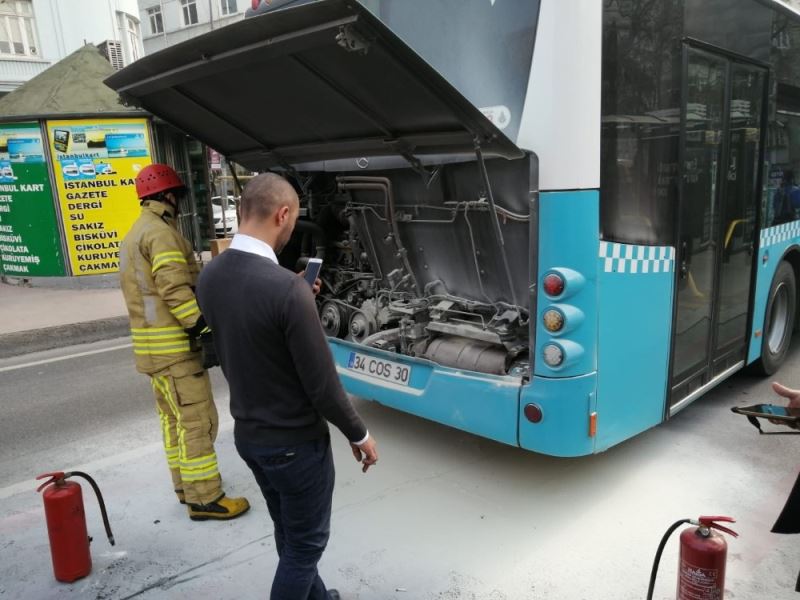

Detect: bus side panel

[518,0,601,192]
[520,188,599,457]
[518,373,597,457]
[595,242,675,451]
[328,339,522,447]
[747,226,799,363]
[534,189,599,378]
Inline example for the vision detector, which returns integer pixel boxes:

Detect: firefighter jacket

[119,200,202,375]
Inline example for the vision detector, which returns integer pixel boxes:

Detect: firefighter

[119,163,249,521]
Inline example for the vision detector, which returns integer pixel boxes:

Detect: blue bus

[109,0,800,456]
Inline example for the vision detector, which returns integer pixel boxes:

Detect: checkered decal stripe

[760,221,800,249]
[599,242,675,274]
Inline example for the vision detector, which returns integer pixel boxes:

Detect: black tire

[754,260,796,375]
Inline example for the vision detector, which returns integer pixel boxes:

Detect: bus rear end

[107,0,617,456]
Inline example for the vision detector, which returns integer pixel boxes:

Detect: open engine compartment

[280,156,537,378]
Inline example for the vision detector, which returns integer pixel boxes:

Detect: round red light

[524,403,544,424]
[543,273,565,297]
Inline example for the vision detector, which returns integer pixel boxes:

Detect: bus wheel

[755,261,796,375]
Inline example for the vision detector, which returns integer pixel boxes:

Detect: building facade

[138,0,244,54]
[0,0,143,96]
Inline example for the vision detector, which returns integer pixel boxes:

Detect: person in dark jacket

[197,173,378,600]
[770,382,800,592]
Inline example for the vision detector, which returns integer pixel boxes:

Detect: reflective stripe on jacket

[119,200,201,374]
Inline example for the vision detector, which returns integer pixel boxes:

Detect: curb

[1,274,121,290]
[0,316,130,359]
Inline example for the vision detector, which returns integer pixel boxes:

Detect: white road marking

[0,343,133,373]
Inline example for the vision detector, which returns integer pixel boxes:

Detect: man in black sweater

[197,173,378,600]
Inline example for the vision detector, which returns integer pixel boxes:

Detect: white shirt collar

[229,233,278,264]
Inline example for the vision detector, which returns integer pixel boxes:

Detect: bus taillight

[524,403,543,424]
[543,309,564,333]
[543,343,564,367]
[543,273,565,297]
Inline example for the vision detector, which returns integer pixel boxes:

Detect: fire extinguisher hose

[646,518,691,600]
[67,471,115,546]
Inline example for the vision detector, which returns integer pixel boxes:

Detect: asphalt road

[0,339,231,486]
[1,338,799,599]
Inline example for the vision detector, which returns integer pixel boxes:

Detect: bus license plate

[347,352,411,387]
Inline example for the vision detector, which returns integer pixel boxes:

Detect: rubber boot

[187,494,250,521]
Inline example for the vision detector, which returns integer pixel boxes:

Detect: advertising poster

[47,118,152,275]
[0,122,65,277]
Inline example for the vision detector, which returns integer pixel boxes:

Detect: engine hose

[67,471,115,546]
[646,519,691,600]
[361,327,401,348]
[293,220,327,259]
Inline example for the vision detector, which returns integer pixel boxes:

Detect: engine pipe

[474,139,520,310]
[337,176,421,295]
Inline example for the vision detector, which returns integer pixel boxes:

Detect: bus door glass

[671,46,767,407]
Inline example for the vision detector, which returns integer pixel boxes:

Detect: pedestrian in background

[119,163,249,521]
[197,172,378,600]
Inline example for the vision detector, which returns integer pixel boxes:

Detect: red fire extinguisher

[646,515,738,600]
[36,471,115,583]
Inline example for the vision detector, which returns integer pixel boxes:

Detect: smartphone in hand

[303,258,322,287]
[732,404,800,425]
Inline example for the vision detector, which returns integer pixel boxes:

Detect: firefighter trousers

[150,359,223,505]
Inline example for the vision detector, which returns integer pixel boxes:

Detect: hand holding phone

[772,382,800,409]
[302,258,322,288]
[732,404,800,420]
[731,403,800,434]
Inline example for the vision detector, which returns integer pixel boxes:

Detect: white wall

[139,0,245,54]
[34,0,140,62]
[0,0,142,93]
[517,0,602,191]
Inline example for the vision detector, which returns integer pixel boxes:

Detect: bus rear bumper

[518,373,598,457]
[329,339,522,447]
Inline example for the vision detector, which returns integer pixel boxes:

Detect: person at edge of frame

[770,382,800,593]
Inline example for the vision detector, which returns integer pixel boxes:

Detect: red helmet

[135,163,186,200]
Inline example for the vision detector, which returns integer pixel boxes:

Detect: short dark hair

[240,173,298,222]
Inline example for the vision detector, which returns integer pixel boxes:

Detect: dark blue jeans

[236,435,336,600]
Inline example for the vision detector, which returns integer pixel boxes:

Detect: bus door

[670,44,767,411]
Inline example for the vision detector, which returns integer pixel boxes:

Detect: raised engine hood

[104,0,524,171]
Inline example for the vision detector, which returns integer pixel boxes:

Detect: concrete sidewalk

[0,282,129,358]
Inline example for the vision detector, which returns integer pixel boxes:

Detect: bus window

[600,0,683,246]
[765,95,800,227]
[359,0,539,142]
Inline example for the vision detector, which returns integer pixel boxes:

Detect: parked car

[211,195,238,237]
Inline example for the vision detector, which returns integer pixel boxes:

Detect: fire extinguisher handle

[35,472,66,493]
[698,515,739,538]
[709,522,739,538]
